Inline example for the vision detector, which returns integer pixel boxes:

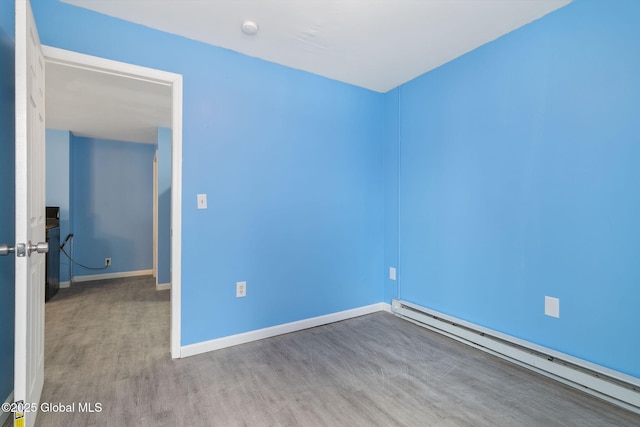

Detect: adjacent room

[1,0,639,425]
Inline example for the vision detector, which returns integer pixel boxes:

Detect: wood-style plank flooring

[36,276,640,426]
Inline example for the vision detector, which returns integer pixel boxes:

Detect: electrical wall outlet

[236,281,246,298]
[389,267,397,281]
[105,258,111,266]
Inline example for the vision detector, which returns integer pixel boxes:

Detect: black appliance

[45,206,60,301]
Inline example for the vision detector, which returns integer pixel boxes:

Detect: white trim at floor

[181,302,392,358]
[72,269,154,283]
[156,283,171,291]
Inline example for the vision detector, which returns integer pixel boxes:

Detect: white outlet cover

[197,193,208,209]
[389,267,396,281]
[236,281,246,298]
[545,296,560,318]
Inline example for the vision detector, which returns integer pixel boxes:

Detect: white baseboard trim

[59,281,71,289]
[181,302,389,358]
[156,283,171,291]
[1,392,13,427]
[72,269,153,283]
[392,299,640,414]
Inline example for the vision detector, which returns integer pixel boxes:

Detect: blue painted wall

[32,0,385,345]
[71,137,155,276]
[46,129,71,283]
[0,0,15,403]
[397,0,640,378]
[33,0,638,381]
[157,128,171,285]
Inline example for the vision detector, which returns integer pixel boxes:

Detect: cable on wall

[59,234,108,270]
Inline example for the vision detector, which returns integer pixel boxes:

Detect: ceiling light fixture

[241,20,259,36]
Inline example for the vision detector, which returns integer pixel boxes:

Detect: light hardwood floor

[36,276,639,426]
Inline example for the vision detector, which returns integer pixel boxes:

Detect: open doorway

[42,46,183,358]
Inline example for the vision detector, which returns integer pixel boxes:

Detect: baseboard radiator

[391,299,640,414]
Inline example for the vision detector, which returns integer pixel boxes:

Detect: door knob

[0,242,47,257]
[0,244,15,256]
[28,241,48,255]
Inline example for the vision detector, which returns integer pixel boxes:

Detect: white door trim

[42,46,183,359]
[153,151,158,281]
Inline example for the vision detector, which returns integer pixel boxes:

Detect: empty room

[1,0,639,426]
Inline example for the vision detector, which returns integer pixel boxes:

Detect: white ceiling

[47,0,571,143]
[61,0,571,93]
[46,60,172,144]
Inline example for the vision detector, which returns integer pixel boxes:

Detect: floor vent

[391,299,640,414]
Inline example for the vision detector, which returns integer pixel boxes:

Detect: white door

[14,0,46,426]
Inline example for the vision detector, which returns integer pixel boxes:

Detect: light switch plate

[197,193,207,209]
[545,296,560,318]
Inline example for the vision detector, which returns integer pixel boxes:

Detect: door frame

[153,151,158,281]
[42,46,183,358]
